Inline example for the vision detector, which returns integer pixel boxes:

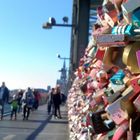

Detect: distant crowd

[0,82,43,120]
[0,82,67,121]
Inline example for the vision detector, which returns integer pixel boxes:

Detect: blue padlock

[132,8,140,28]
[110,69,125,85]
[112,24,138,36]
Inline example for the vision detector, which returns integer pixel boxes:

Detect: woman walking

[22,87,34,120]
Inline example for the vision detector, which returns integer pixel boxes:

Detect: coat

[52,92,61,106]
[0,86,9,103]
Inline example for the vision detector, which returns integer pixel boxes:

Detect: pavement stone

[0,104,69,140]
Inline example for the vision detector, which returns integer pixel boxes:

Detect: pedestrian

[60,93,67,105]
[22,87,34,120]
[33,89,40,110]
[47,88,54,115]
[9,94,18,120]
[17,89,23,113]
[52,85,62,119]
[0,82,10,120]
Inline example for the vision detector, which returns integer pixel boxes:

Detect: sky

[0,0,73,90]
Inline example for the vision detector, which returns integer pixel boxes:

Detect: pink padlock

[130,75,140,98]
[96,70,108,83]
[112,120,129,140]
[136,50,140,68]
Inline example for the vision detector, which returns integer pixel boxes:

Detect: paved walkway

[0,104,69,140]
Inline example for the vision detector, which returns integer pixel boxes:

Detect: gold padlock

[122,42,140,74]
[103,47,126,68]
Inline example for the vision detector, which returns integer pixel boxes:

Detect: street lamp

[42,17,76,29]
[57,54,70,61]
[57,54,70,95]
[42,17,74,93]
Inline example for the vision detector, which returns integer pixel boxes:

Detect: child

[9,94,18,120]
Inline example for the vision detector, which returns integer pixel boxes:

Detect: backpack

[26,92,34,108]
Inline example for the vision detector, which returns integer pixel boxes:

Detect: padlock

[106,66,120,78]
[93,24,112,36]
[121,0,140,23]
[89,98,97,109]
[91,110,115,134]
[87,82,95,95]
[110,69,125,85]
[112,24,137,36]
[86,37,97,59]
[132,8,140,28]
[95,47,106,61]
[93,88,107,104]
[89,59,103,79]
[97,6,109,27]
[87,46,97,59]
[106,97,129,125]
[110,82,126,93]
[123,75,131,86]
[133,94,140,113]
[130,75,140,95]
[136,50,140,68]
[95,34,128,46]
[122,42,140,73]
[91,59,104,70]
[110,0,124,12]
[96,70,108,83]
[107,129,116,139]
[86,112,94,128]
[103,1,118,27]
[104,87,122,103]
[112,120,129,140]
[121,85,133,97]
[120,97,135,118]
[80,80,88,93]
[103,47,126,68]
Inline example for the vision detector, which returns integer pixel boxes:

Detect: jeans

[11,108,17,119]
[53,104,61,118]
[47,101,52,114]
[23,105,31,120]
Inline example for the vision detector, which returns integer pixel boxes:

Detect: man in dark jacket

[0,82,9,120]
[52,85,62,119]
[47,88,54,115]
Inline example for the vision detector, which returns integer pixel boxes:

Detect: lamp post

[56,54,70,95]
[57,54,70,61]
[42,17,75,93]
[42,17,76,29]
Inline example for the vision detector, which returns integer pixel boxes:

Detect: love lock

[122,42,140,74]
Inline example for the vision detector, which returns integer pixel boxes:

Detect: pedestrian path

[0,104,69,140]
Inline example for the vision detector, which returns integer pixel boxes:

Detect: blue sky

[0,0,72,89]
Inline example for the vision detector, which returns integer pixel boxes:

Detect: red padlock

[112,120,129,140]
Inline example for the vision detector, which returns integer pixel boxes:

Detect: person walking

[0,82,9,120]
[47,88,54,115]
[9,94,18,120]
[22,87,34,120]
[52,85,62,119]
[33,89,40,110]
[17,89,23,113]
